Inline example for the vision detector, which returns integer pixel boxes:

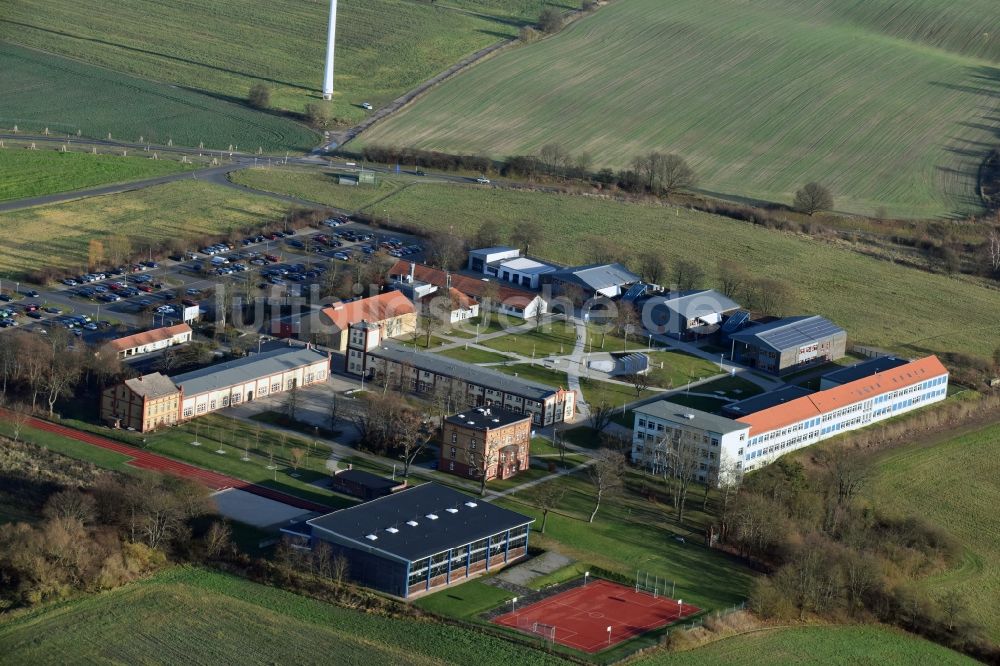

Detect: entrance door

[247,391,253,402]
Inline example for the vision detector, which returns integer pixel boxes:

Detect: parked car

[475,176,491,184]
[361,102,373,110]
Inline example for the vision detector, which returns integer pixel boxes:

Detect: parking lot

[0,216,426,344]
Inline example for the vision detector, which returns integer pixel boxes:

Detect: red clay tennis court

[492,579,700,653]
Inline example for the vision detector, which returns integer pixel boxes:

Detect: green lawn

[0,42,317,153]
[692,375,764,399]
[869,422,1000,641]
[0,0,548,122]
[0,421,134,472]
[481,320,579,358]
[578,376,658,411]
[414,579,513,620]
[0,147,193,202]
[645,351,722,390]
[500,470,755,613]
[0,567,564,665]
[635,625,976,665]
[231,167,408,211]
[436,345,513,365]
[359,0,1000,217]
[0,180,288,280]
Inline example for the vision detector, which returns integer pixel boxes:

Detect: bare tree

[588,401,615,432]
[673,260,704,291]
[615,301,639,350]
[510,220,541,255]
[467,446,497,496]
[663,435,702,524]
[331,552,350,585]
[638,252,666,285]
[290,447,305,472]
[588,448,625,523]
[471,222,502,250]
[285,384,299,421]
[626,371,650,398]
[987,230,1000,274]
[530,480,566,533]
[7,401,31,442]
[744,277,796,316]
[43,489,97,524]
[793,182,834,215]
[634,152,696,196]
[395,408,429,478]
[717,259,747,299]
[539,143,570,176]
[427,230,466,271]
[204,521,232,558]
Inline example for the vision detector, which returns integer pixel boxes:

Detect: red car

[138,284,153,293]
[264,254,280,263]
[182,298,198,307]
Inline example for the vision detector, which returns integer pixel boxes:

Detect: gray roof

[722,385,813,417]
[548,263,640,292]
[171,346,329,396]
[372,343,565,402]
[445,406,532,431]
[469,246,518,256]
[634,399,747,434]
[125,373,179,400]
[308,483,533,562]
[648,289,740,319]
[821,356,909,386]
[729,316,845,353]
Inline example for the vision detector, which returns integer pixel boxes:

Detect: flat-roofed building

[100,372,181,432]
[467,246,521,273]
[107,323,192,358]
[441,407,532,481]
[173,345,330,419]
[819,356,909,390]
[346,322,575,426]
[491,256,558,290]
[330,467,407,501]
[721,385,813,419]
[282,483,533,598]
[729,315,847,375]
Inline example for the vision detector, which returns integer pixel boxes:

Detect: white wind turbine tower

[322,0,337,100]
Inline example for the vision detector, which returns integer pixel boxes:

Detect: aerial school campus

[0,1,998,665]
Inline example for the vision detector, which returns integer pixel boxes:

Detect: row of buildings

[631,355,949,484]
[100,345,331,432]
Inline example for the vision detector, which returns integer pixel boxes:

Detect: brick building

[281,483,533,598]
[100,373,181,432]
[441,407,532,481]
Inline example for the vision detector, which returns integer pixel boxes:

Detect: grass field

[636,625,976,665]
[0,146,193,201]
[336,182,1000,360]
[0,0,548,124]
[869,422,1000,641]
[437,345,513,364]
[645,352,721,390]
[480,320,578,357]
[0,180,287,280]
[231,167,408,211]
[0,42,317,153]
[358,0,1000,217]
[0,566,565,665]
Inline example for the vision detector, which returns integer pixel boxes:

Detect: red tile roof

[108,323,192,352]
[321,291,415,330]
[388,261,539,307]
[737,356,948,436]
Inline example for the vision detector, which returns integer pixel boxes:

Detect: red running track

[493,579,700,653]
[13,413,330,513]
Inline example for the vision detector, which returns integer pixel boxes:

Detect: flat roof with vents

[307,483,533,562]
[444,407,532,431]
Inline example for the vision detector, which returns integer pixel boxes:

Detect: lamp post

[475,323,480,343]
[584,570,590,586]
[607,625,612,645]
[510,596,518,613]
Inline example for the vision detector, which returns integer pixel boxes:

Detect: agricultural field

[0,146,192,202]
[0,567,565,665]
[0,180,288,280]
[0,0,549,123]
[869,422,1000,641]
[636,625,976,665]
[231,167,407,211]
[243,170,1000,360]
[0,42,317,153]
[358,0,1000,217]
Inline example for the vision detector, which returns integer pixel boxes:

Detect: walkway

[8,411,329,512]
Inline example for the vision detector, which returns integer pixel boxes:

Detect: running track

[9,412,329,513]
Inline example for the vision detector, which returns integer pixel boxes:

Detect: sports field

[494,579,699,653]
[242,170,1000,360]
[0,180,287,279]
[870,422,1000,641]
[0,147,192,202]
[0,0,547,122]
[0,42,317,153]
[359,0,1000,217]
[635,625,977,665]
[0,567,565,665]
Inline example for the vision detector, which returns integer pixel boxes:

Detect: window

[183,407,193,418]
[450,447,456,459]
[196,403,206,414]
[271,382,280,392]
[451,432,457,443]
[221,396,229,407]
[209,400,216,410]
[449,461,455,471]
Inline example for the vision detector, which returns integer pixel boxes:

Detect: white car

[360,102,373,110]
[476,176,491,184]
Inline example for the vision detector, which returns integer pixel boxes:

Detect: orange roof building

[388,261,546,319]
[320,291,417,352]
[107,323,192,358]
[631,356,950,487]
